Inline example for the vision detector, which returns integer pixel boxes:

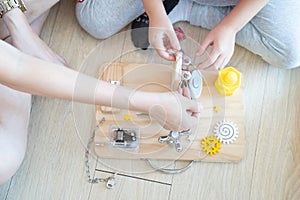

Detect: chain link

[85,116,194,187]
[85,117,115,186]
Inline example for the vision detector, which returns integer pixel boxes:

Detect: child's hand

[148,14,180,60]
[196,24,236,70]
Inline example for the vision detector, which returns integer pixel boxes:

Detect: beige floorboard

[6,100,94,200]
[250,67,300,200]
[89,171,170,200]
[94,158,175,184]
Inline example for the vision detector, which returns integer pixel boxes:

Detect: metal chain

[145,159,194,174]
[85,117,194,187]
[85,117,117,188]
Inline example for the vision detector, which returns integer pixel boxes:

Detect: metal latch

[158,130,191,152]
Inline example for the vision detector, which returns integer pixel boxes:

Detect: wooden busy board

[94,63,245,162]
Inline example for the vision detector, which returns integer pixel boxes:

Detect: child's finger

[167,31,181,51]
[205,54,225,70]
[156,49,175,61]
[197,47,220,70]
[153,38,175,60]
[196,37,212,56]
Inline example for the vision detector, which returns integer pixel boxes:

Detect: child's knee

[75,2,120,39]
[262,37,300,69]
[273,44,300,69]
[282,48,300,69]
[0,145,26,185]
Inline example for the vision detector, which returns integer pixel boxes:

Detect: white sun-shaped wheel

[214,120,239,144]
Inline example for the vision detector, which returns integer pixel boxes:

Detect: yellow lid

[215,67,241,96]
[223,71,238,85]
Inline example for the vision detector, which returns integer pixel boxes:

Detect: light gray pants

[76,0,300,69]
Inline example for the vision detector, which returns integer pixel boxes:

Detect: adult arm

[0,41,200,131]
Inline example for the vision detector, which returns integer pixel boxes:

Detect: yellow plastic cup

[215,67,241,96]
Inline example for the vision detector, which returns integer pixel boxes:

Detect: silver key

[182,54,192,66]
[180,80,188,88]
[180,70,191,88]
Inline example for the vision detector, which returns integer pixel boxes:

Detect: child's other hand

[149,15,180,61]
[196,24,236,70]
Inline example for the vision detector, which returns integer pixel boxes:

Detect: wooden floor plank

[5,100,94,200]
[89,171,170,200]
[250,67,300,200]
[39,2,60,44]
[283,69,300,200]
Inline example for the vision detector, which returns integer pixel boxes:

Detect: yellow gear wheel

[201,136,221,155]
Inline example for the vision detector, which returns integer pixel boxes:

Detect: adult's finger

[177,86,183,95]
[182,86,191,99]
[188,102,202,118]
[185,114,199,128]
[184,97,202,113]
[191,111,200,118]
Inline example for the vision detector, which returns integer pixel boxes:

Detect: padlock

[106,176,116,189]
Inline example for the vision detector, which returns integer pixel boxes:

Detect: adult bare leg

[0,84,31,185]
[0,0,60,38]
[3,10,49,43]
[4,8,67,65]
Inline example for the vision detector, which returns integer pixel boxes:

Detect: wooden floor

[1,1,299,199]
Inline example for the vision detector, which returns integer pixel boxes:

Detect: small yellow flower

[124,114,131,121]
[214,106,221,113]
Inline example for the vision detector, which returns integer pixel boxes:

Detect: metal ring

[144,159,194,174]
[182,54,192,66]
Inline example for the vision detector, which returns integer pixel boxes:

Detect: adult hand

[149,92,202,131]
[3,9,68,66]
[196,24,236,70]
[148,14,180,61]
[177,85,191,99]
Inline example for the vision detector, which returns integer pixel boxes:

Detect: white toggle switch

[189,70,203,99]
